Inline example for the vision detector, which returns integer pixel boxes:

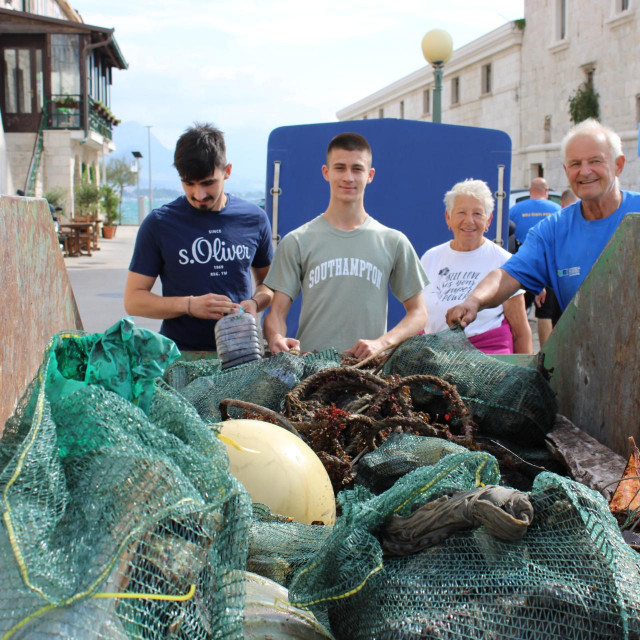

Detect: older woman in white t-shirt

[420,179,532,354]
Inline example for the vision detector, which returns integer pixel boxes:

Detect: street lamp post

[131,151,142,197]
[146,125,153,212]
[421,29,454,124]
[131,150,144,224]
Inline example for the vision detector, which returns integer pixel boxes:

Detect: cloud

[73,0,524,185]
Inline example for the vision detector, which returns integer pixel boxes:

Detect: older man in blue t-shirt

[445,118,640,330]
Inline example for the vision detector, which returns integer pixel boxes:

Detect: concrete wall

[518,0,640,192]
[43,130,76,213]
[5,132,36,195]
[0,195,82,432]
[0,112,14,196]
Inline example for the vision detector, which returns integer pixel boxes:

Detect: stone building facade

[337,0,639,193]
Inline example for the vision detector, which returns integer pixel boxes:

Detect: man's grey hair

[444,179,494,216]
[561,118,623,163]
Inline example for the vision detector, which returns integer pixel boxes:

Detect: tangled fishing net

[0,319,252,639]
[3,320,640,639]
[284,440,640,639]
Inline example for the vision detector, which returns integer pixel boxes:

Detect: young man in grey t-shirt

[264,132,428,359]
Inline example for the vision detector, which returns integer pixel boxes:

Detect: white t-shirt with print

[420,239,521,337]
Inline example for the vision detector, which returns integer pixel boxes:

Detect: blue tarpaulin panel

[265,119,512,341]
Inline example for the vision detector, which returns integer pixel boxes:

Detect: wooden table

[58,221,95,257]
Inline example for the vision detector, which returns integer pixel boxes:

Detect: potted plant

[100,184,120,238]
[74,180,101,217]
[54,94,80,109]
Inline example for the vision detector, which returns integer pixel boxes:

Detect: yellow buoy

[219,419,336,525]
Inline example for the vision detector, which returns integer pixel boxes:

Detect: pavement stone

[64,225,162,335]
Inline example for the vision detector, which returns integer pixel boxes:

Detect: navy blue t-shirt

[129,194,273,351]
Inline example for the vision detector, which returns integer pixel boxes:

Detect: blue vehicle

[265,119,512,338]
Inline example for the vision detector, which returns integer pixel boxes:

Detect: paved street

[64,225,161,335]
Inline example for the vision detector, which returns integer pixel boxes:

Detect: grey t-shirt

[264,214,428,353]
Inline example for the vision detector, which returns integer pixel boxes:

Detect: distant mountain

[112,122,178,189]
[111,121,267,195]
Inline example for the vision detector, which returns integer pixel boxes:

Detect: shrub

[568,82,600,124]
[101,184,120,225]
[74,181,101,216]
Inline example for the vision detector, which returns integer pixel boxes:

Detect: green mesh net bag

[247,504,334,589]
[0,320,252,639]
[354,432,470,494]
[176,350,342,423]
[163,357,222,393]
[383,331,558,445]
[286,437,640,640]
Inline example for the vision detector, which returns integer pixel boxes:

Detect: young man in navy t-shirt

[124,123,273,351]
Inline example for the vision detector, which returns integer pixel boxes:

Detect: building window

[378,107,384,118]
[636,95,640,124]
[481,63,492,94]
[51,34,81,97]
[619,0,630,11]
[451,77,460,105]
[399,100,405,119]
[544,115,552,143]
[557,0,567,40]
[423,88,430,114]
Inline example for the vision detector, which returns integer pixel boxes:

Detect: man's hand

[189,293,239,320]
[344,338,387,360]
[268,334,300,354]
[239,298,259,318]
[445,298,481,329]
[534,289,547,307]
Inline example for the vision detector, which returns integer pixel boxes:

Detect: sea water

[118,193,264,225]
[118,198,173,225]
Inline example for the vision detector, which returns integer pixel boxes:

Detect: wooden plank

[0,196,82,432]
[546,415,626,500]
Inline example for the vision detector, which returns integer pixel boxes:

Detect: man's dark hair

[174,123,227,181]
[326,132,372,162]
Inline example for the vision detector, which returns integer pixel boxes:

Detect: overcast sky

[72,0,524,190]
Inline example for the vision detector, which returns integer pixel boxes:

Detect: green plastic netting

[247,504,334,589]
[280,435,640,640]
[0,320,252,639]
[384,331,558,445]
[175,350,342,423]
[163,357,222,392]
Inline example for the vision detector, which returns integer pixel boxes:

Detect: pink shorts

[468,318,514,354]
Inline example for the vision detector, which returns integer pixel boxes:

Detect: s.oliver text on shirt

[178,237,251,265]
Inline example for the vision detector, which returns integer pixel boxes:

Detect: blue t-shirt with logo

[508,198,561,245]
[129,194,273,351]
[502,190,640,310]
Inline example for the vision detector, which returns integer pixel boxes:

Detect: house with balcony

[0,0,127,213]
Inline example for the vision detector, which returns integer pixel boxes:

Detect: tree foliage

[106,157,137,223]
[568,82,600,124]
[43,186,66,210]
[74,181,101,216]
[101,184,120,225]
